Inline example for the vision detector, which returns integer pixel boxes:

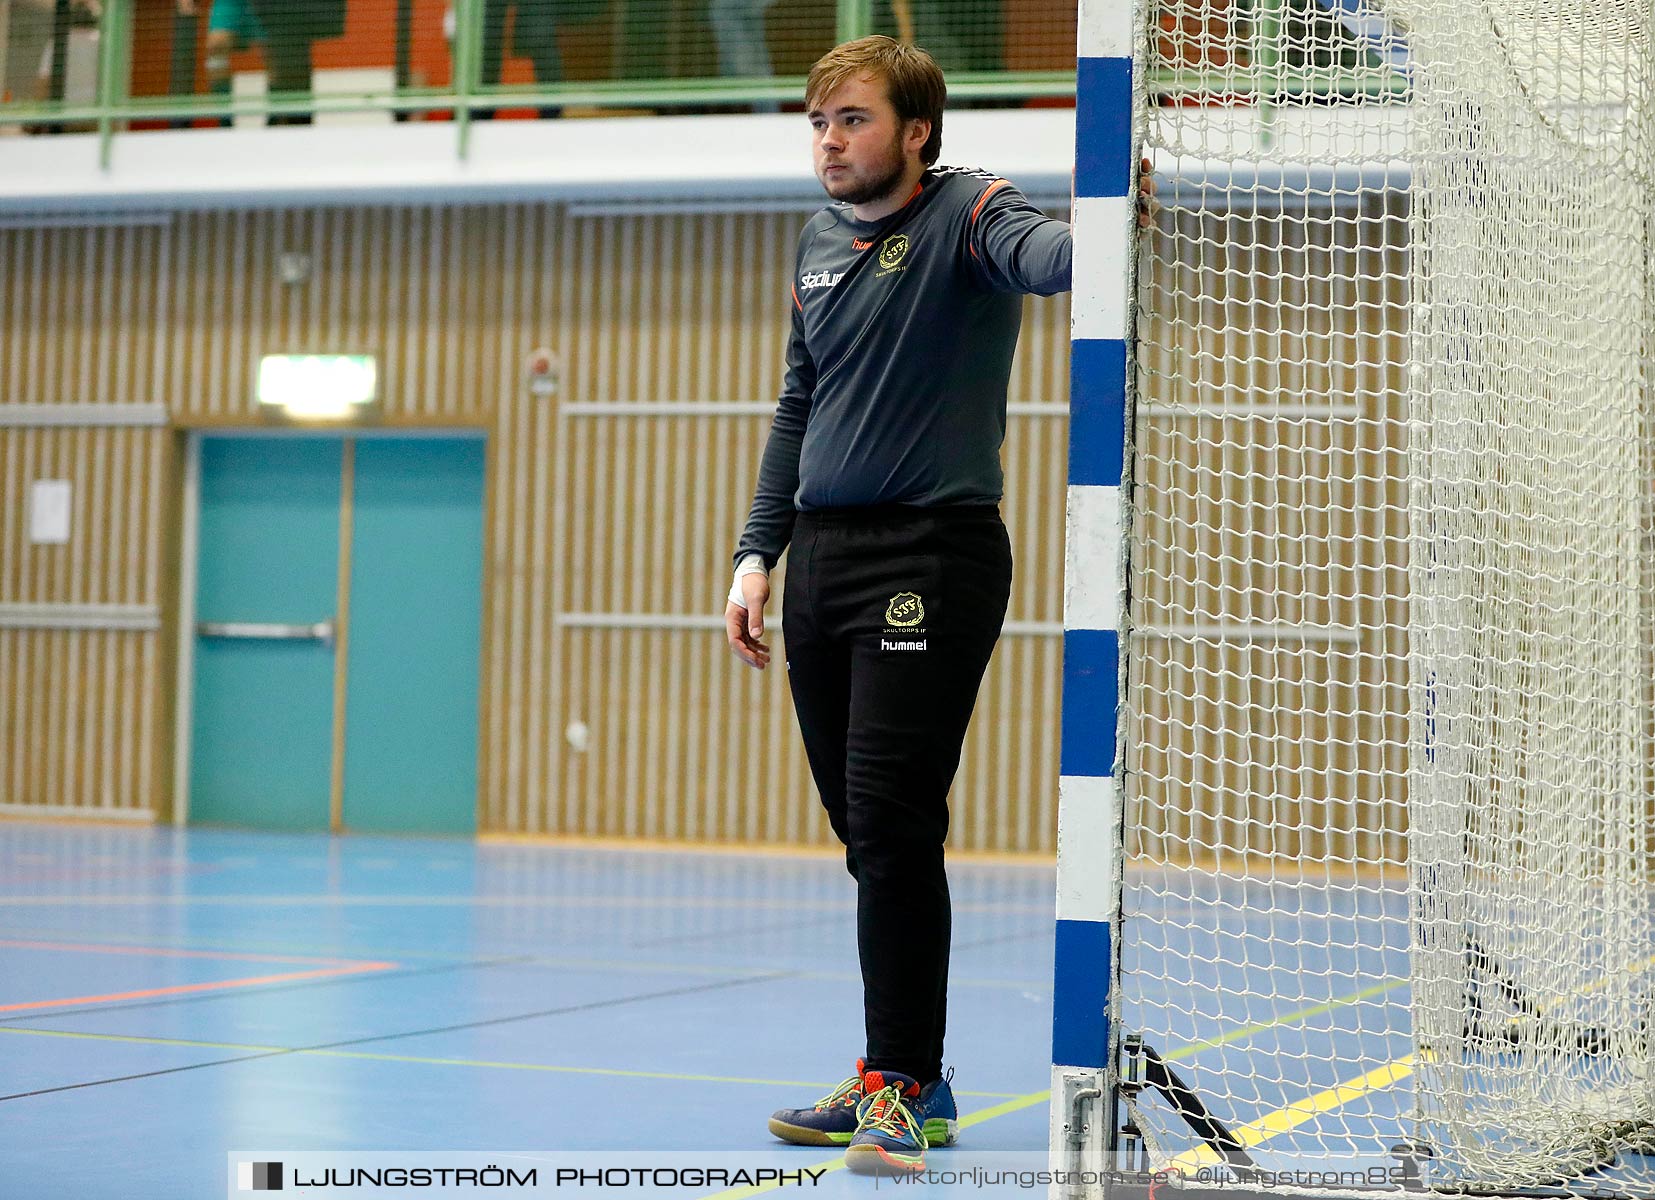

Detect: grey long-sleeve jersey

[732,165,1073,570]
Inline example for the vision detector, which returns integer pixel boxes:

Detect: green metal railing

[0,0,1407,169]
[0,0,1073,167]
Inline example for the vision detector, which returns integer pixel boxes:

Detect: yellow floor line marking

[1168,1056,1418,1173]
[1164,950,1655,1174]
[0,1025,1023,1097]
[1175,978,1406,1058]
[956,1087,1054,1131]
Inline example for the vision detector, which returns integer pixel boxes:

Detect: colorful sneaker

[844,1070,929,1177]
[917,1069,959,1148]
[767,1060,867,1146]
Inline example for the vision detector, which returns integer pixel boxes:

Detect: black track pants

[781,505,1012,1084]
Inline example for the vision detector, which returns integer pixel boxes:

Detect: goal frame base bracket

[1120,1034,1259,1176]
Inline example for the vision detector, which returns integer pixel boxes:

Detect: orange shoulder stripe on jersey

[968,179,1013,259]
[970,178,1012,225]
[791,283,803,312]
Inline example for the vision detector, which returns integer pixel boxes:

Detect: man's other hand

[725,574,772,670]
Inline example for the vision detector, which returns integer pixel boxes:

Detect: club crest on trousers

[885,592,924,628]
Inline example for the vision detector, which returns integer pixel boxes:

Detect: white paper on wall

[29,480,71,545]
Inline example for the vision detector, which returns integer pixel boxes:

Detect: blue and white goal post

[1050,0,1139,1185]
[1048,0,1655,1195]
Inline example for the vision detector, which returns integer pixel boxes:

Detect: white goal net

[1113,1,1655,1194]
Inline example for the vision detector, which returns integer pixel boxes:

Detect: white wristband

[727,554,768,609]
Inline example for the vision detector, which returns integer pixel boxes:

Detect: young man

[724,36,1072,1177]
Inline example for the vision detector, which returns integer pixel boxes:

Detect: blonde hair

[806,35,946,166]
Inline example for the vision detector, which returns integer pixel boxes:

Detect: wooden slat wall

[0,202,1074,851]
[1,220,173,816]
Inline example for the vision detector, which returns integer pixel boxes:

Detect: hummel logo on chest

[852,238,874,251]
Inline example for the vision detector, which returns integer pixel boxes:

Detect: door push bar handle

[198,620,335,644]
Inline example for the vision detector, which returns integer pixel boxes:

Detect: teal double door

[187,434,485,834]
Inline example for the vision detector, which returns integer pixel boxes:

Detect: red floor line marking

[0,939,382,967]
[0,962,398,1013]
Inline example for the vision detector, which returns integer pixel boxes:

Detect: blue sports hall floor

[0,823,1061,1198]
[12,821,1636,1199]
